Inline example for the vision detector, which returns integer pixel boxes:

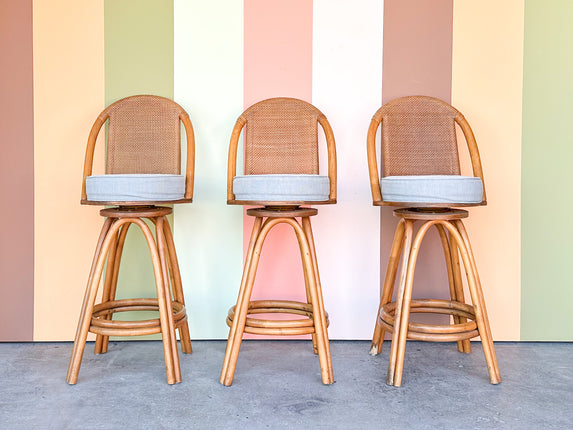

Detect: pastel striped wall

[1,0,571,342]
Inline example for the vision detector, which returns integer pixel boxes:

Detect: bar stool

[66,95,195,384]
[366,95,501,387]
[220,97,337,386]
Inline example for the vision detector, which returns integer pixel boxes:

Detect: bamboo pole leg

[99,223,130,354]
[386,220,414,386]
[436,224,468,353]
[154,217,181,384]
[453,220,501,384]
[301,217,334,384]
[163,220,192,355]
[94,229,120,354]
[300,220,318,355]
[371,219,406,356]
[301,217,326,360]
[67,218,119,384]
[392,220,435,387]
[448,226,471,353]
[220,217,266,386]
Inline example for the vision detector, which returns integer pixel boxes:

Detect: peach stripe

[452,1,523,340]
[243,0,313,312]
[33,0,104,340]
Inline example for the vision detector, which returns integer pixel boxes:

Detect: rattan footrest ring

[226,300,329,336]
[379,299,479,342]
[89,298,187,337]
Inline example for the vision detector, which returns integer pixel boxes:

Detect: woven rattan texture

[243,98,320,175]
[106,96,182,174]
[380,97,461,177]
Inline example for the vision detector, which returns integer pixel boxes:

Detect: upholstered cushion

[381,175,483,204]
[233,174,330,202]
[86,174,185,202]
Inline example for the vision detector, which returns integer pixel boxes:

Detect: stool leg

[301,217,334,384]
[163,219,192,354]
[453,220,501,384]
[386,220,414,386]
[155,217,181,384]
[95,223,130,354]
[301,218,318,355]
[436,225,471,354]
[449,230,471,353]
[220,217,264,386]
[392,220,435,387]
[67,218,117,384]
[371,219,406,356]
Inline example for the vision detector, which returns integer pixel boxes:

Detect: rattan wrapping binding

[106,95,182,175]
[243,98,320,175]
[379,96,461,177]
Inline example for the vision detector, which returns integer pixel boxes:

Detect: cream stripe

[452,0,524,340]
[312,0,383,339]
[173,0,244,338]
[33,0,105,340]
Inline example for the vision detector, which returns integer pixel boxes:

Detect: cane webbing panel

[380,96,461,177]
[106,95,182,174]
[243,98,320,175]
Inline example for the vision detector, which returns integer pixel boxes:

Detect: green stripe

[522,0,573,340]
[105,0,173,103]
[105,0,174,336]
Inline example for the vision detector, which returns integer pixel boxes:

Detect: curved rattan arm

[454,112,486,204]
[318,114,337,202]
[180,112,195,200]
[81,111,109,202]
[227,115,247,202]
[366,111,384,205]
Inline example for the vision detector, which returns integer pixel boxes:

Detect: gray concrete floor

[0,340,571,429]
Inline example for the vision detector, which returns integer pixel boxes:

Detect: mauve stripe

[380,0,454,325]
[243,0,313,325]
[0,0,34,340]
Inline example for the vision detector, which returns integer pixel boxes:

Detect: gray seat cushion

[86,174,185,202]
[380,175,483,204]
[233,174,330,202]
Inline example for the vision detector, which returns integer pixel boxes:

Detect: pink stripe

[0,0,34,340]
[243,0,313,316]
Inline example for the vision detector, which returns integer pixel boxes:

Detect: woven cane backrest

[105,95,183,174]
[379,96,460,177]
[242,98,320,175]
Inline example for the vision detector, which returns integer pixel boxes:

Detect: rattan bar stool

[366,96,501,387]
[66,95,195,384]
[220,97,337,386]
